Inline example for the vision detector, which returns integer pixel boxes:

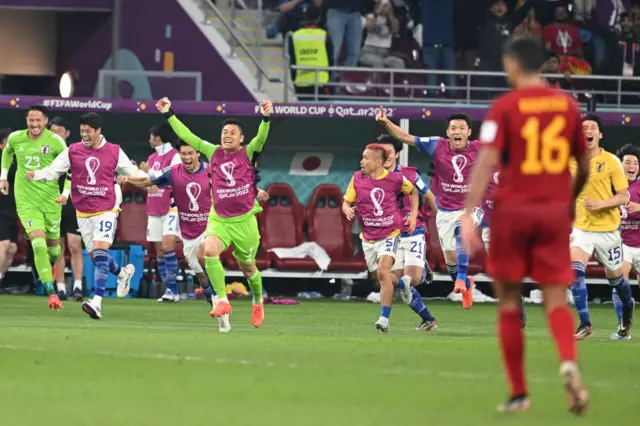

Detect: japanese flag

[289,152,334,176]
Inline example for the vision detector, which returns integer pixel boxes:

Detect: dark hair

[503,36,547,73]
[79,112,102,130]
[0,127,12,142]
[149,123,175,143]
[48,116,69,131]
[375,134,403,154]
[366,143,390,162]
[27,104,49,117]
[617,143,640,162]
[222,118,244,135]
[446,113,472,129]
[582,113,603,130]
[178,139,197,151]
[303,4,320,23]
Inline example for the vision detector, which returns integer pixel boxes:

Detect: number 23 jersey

[478,86,586,206]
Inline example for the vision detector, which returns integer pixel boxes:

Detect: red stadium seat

[116,184,153,260]
[257,183,313,270]
[586,257,605,278]
[306,184,366,271]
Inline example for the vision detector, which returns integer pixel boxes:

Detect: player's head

[79,112,102,147]
[375,134,402,170]
[48,116,70,142]
[221,118,244,151]
[178,140,201,173]
[361,143,389,175]
[501,37,546,88]
[581,113,603,150]
[149,123,175,149]
[0,127,11,149]
[445,113,472,150]
[617,143,640,182]
[26,104,49,138]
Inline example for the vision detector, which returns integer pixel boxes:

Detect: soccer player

[376,110,479,309]
[139,124,182,303]
[377,135,437,331]
[343,144,417,332]
[458,37,590,414]
[0,128,18,284]
[48,116,84,302]
[0,105,69,310]
[27,112,142,320]
[157,97,271,327]
[611,143,640,339]
[569,114,634,340]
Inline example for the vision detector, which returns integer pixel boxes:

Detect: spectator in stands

[266,0,323,39]
[542,4,584,58]
[420,0,455,97]
[604,12,640,103]
[289,4,333,100]
[359,0,405,69]
[0,128,17,285]
[513,0,543,40]
[324,0,365,67]
[631,2,640,38]
[453,0,484,71]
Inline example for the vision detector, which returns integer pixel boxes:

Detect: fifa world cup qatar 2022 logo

[370,187,385,217]
[451,154,468,183]
[85,156,101,185]
[186,182,201,212]
[220,161,236,186]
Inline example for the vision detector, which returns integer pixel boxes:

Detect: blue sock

[92,249,110,297]
[454,222,471,289]
[201,282,214,303]
[570,262,590,325]
[612,288,623,324]
[396,279,406,289]
[446,264,457,283]
[381,306,392,319]
[609,275,634,310]
[409,287,435,321]
[165,250,179,294]
[107,254,121,276]
[157,256,167,285]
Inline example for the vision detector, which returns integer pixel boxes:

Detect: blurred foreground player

[459,37,590,414]
[342,144,417,332]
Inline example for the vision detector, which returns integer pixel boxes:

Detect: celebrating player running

[157,97,272,328]
[376,110,479,309]
[0,105,70,310]
[458,37,590,415]
[27,113,144,320]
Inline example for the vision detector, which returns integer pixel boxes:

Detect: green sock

[246,269,263,304]
[32,237,54,293]
[205,256,227,299]
[47,245,62,265]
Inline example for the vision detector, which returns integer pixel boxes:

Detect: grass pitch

[0,296,637,426]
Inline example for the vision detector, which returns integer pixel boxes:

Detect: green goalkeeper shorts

[205,214,260,265]
[17,203,62,240]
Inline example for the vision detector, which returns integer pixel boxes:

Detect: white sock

[92,295,103,306]
[73,280,82,290]
[218,296,229,303]
[57,283,66,293]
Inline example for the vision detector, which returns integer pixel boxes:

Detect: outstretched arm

[156,97,218,161]
[246,100,274,159]
[29,149,71,181]
[375,107,438,156]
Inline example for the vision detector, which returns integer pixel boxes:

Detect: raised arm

[156,97,218,161]
[246,101,274,159]
[375,106,439,156]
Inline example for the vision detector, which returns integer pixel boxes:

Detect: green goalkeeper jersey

[1,129,67,210]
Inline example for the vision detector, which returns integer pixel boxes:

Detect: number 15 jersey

[479,86,587,205]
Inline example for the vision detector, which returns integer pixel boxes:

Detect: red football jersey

[479,86,587,205]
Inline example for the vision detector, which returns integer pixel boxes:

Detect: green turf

[0,295,637,426]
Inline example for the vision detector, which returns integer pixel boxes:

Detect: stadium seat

[258,182,314,270]
[586,257,605,278]
[116,184,152,261]
[306,184,366,271]
[340,70,378,98]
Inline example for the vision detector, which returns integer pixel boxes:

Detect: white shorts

[78,211,118,253]
[392,233,426,270]
[623,244,640,273]
[147,210,180,242]
[436,208,483,252]
[183,233,205,274]
[482,227,491,251]
[362,236,399,272]
[570,227,623,271]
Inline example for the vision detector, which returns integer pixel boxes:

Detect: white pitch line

[0,344,635,390]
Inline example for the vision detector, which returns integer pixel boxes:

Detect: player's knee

[161,238,175,254]
[203,237,223,257]
[239,262,256,277]
[377,269,393,285]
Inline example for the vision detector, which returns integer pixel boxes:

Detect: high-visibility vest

[291,27,329,87]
